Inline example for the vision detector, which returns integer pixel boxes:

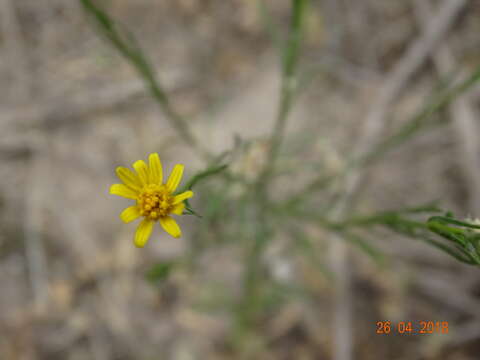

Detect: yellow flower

[110,153,194,247]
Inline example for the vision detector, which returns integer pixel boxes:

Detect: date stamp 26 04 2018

[376,321,449,335]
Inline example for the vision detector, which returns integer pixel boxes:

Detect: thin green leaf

[341,232,385,266]
[416,236,475,264]
[180,164,228,192]
[363,64,480,166]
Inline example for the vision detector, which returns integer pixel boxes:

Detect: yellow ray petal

[166,164,184,193]
[120,206,141,223]
[116,167,142,191]
[134,219,154,248]
[172,190,194,205]
[110,184,138,199]
[133,160,149,185]
[159,216,181,238]
[148,153,163,185]
[171,203,185,215]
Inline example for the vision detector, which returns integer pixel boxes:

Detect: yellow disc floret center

[138,184,174,220]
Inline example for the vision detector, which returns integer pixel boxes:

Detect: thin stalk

[236,191,270,332]
[236,0,308,339]
[286,63,480,207]
[80,0,209,158]
[363,64,480,165]
[259,0,308,186]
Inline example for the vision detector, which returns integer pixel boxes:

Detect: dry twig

[24,137,50,314]
[413,0,480,214]
[0,0,33,101]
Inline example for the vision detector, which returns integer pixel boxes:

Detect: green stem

[80,0,209,158]
[259,0,308,186]
[287,63,480,207]
[235,0,308,338]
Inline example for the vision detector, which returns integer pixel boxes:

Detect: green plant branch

[80,0,209,158]
[361,63,480,166]
[286,63,480,207]
[235,0,308,340]
[259,0,308,187]
[280,199,480,265]
[179,164,228,193]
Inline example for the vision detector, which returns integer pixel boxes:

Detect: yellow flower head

[110,153,193,247]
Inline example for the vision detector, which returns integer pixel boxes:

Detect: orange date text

[376,321,449,335]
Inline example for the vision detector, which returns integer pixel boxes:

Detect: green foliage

[82,0,480,354]
[316,204,480,266]
[363,65,480,166]
[145,261,176,285]
[180,163,228,218]
[426,215,480,265]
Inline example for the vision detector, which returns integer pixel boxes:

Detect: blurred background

[1,0,480,359]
